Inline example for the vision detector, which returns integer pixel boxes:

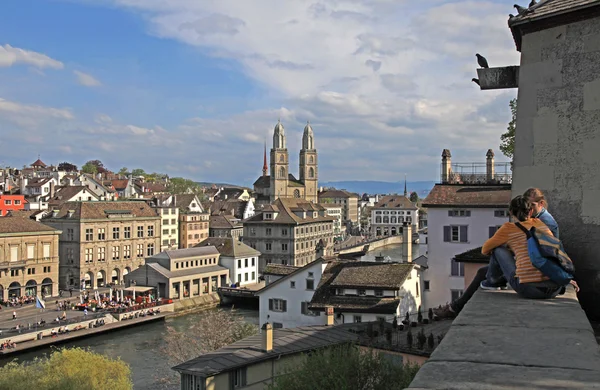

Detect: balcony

[441,162,512,185]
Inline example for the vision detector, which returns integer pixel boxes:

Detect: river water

[0,243,416,389]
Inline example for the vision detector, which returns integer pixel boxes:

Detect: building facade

[176,194,209,249]
[41,201,161,290]
[370,195,419,237]
[0,216,61,299]
[253,121,319,206]
[196,237,261,287]
[124,246,229,300]
[318,189,359,229]
[209,214,243,240]
[0,194,25,216]
[322,204,344,239]
[421,149,511,308]
[243,198,334,271]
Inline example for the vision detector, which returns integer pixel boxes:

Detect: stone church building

[254,121,318,206]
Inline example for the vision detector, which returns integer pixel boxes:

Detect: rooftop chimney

[262,322,273,352]
[325,306,334,326]
[486,149,495,183]
[402,222,412,262]
[49,180,55,199]
[441,149,451,184]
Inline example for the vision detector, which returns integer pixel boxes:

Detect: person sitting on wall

[523,188,559,238]
[435,195,579,319]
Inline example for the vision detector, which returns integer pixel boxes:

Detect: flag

[35,295,46,309]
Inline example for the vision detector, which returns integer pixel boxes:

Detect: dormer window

[336,288,344,295]
[265,213,272,219]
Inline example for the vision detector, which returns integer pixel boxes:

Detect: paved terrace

[408,287,600,389]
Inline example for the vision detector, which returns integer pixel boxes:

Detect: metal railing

[440,162,512,184]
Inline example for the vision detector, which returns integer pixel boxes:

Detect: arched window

[279,167,285,178]
[294,189,300,198]
[279,155,285,163]
[383,216,389,224]
[375,216,382,223]
[391,216,397,224]
[309,156,314,164]
[309,167,315,178]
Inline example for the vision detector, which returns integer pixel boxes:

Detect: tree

[81,161,98,175]
[269,344,420,390]
[118,167,129,176]
[162,309,258,366]
[409,191,419,203]
[131,168,146,177]
[58,162,78,172]
[168,177,203,195]
[0,347,132,390]
[500,98,517,159]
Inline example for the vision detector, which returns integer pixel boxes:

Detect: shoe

[433,304,457,320]
[480,280,508,290]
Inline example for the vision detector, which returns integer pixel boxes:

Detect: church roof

[288,174,304,187]
[253,175,270,188]
[31,158,47,167]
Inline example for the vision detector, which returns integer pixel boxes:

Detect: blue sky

[0,0,519,186]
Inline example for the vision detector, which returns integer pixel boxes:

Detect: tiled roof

[143,182,168,193]
[49,186,97,205]
[0,216,61,234]
[209,199,247,219]
[145,262,227,279]
[214,188,243,201]
[27,178,51,187]
[373,195,417,210]
[173,325,358,377]
[262,264,300,276]
[453,247,490,264]
[111,179,130,191]
[161,246,221,259]
[509,0,600,50]
[318,190,359,199]
[196,237,260,258]
[309,261,413,313]
[209,214,241,229]
[175,194,202,211]
[244,198,334,226]
[31,159,46,167]
[422,184,511,208]
[43,201,159,220]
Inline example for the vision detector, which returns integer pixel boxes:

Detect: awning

[124,286,154,293]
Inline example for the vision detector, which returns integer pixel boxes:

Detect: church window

[279,167,285,178]
[309,167,315,178]
[294,190,300,198]
[309,156,314,164]
[279,155,284,163]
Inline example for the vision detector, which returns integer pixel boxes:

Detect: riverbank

[337,235,404,256]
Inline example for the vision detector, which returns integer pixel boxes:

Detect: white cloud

[74,70,102,87]
[0,98,73,128]
[0,44,64,69]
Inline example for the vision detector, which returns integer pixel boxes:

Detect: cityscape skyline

[0,0,517,185]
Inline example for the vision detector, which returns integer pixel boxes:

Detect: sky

[0,0,520,186]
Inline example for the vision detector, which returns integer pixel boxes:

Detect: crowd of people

[1,296,36,308]
[0,340,16,350]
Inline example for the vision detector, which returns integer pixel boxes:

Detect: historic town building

[254,121,319,206]
[41,201,161,290]
[243,198,334,271]
[0,215,62,299]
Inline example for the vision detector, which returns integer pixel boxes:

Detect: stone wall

[512,15,600,319]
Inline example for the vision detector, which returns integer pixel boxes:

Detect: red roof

[31,159,46,167]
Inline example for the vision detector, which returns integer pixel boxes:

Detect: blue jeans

[486,247,560,299]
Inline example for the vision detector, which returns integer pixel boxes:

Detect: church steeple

[262,141,268,177]
[300,121,318,203]
[404,174,408,197]
[270,120,289,202]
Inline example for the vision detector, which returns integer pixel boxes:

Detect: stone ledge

[407,287,600,389]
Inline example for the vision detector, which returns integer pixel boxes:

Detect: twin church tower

[254,120,319,205]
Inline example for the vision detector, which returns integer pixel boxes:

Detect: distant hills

[319,181,436,198]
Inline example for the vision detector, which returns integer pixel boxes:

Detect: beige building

[253,121,319,206]
[0,215,61,299]
[318,189,359,229]
[176,194,210,249]
[149,195,180,251]
[243,198,334,271]
[41,201,160,290]
[124,246,229,299]
[370,195,419,237]
[209,214,243,240]
[322,204,344,239]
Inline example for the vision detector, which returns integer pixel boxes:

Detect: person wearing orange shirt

[435,195,579,319]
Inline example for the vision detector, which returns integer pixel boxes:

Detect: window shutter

[459,226,468,242]
[443,226,451,242]
[448,210,453,217]
[465,210,471,217]
[269,299,273,311]
[489,226,496,238]
[282,300,287,312]
[301,301,307,315]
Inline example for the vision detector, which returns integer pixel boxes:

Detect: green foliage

[269,344,420,390]
[81,162,98,175]
[409,191,419,203]
[500,98,517,159]
[131,168,146,177]
[0,347,132,390]
[118,167,129,176]
[168,177,203,195]
[58,162,77,172]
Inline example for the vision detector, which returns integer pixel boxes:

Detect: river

[0,243,417,389]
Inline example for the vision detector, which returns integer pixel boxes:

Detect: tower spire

[262,140,268,177]
[404,174,408,197]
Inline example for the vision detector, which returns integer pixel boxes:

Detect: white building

[421,149,512,308]
[257,258,327,329]
[370,195,419,237]
[196,237,261,287]
[309,260,423,324]
[322,204,344,239]
[151,195,180,251]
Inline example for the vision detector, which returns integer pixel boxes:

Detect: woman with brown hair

[523,188,559,238]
